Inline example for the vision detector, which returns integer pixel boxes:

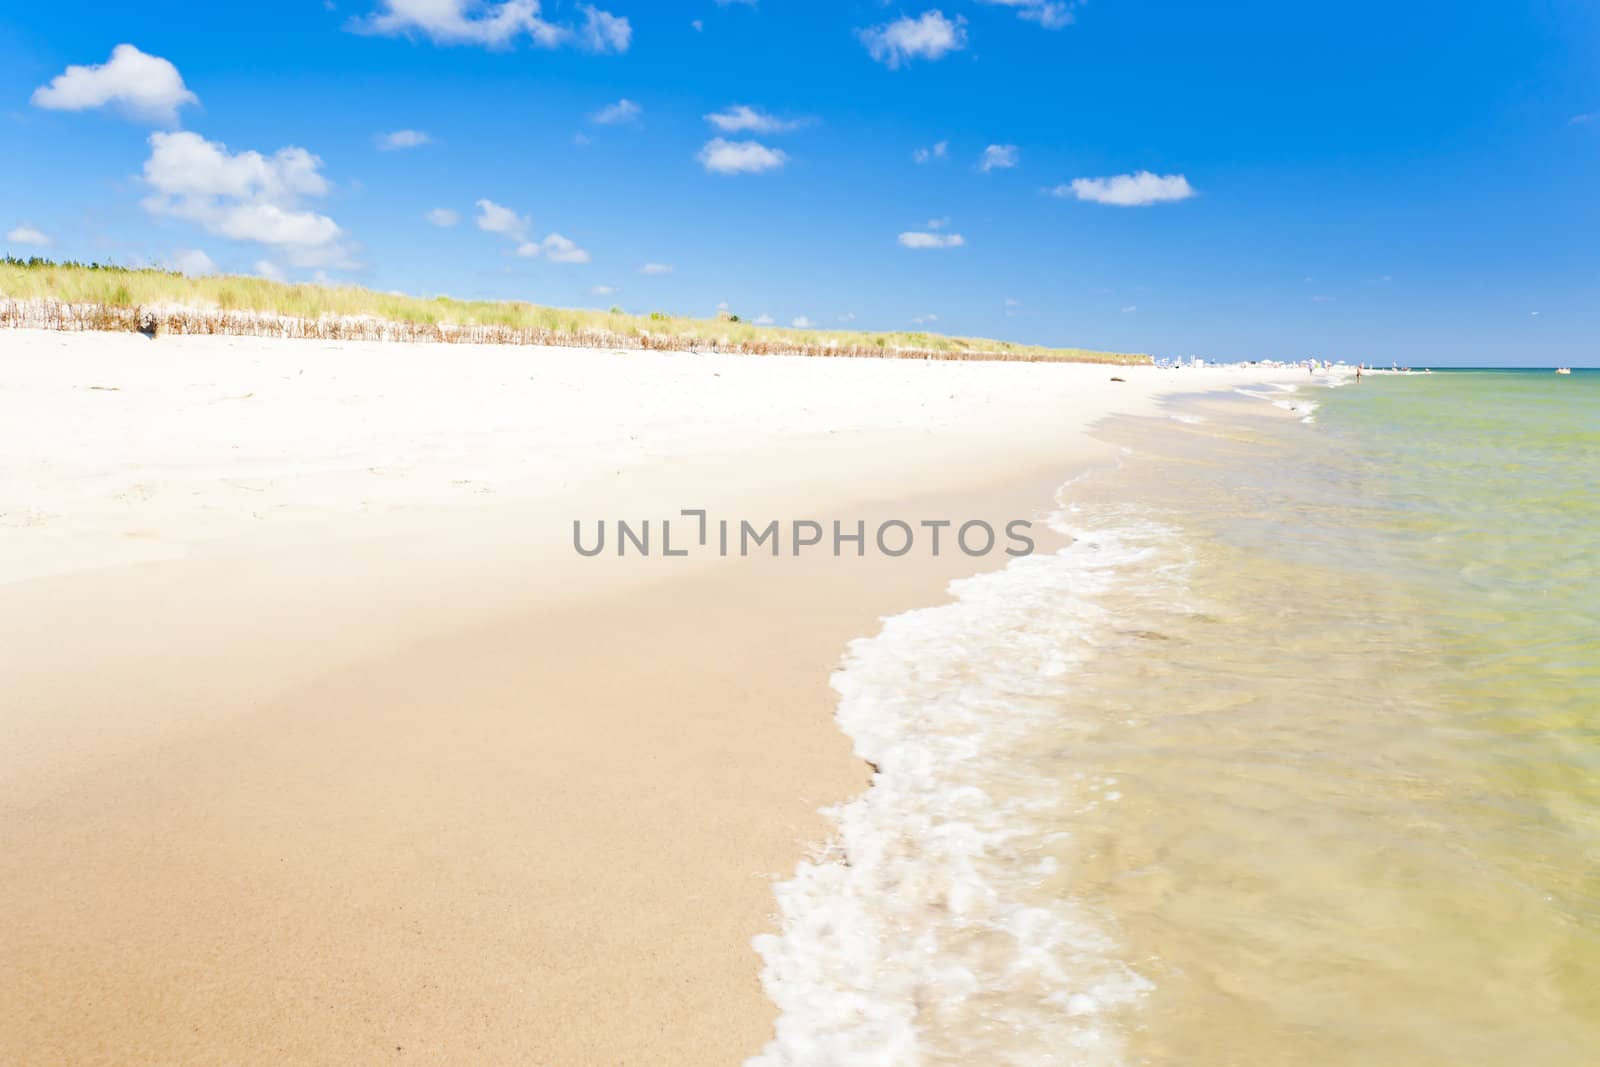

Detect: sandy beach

[0,329,1306,1064]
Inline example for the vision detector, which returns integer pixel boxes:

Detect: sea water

[752,370,1600,1066]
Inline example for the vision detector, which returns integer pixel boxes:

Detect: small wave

[750,512,1182,1066]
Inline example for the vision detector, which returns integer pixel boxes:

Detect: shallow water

[753,370,1600,1065]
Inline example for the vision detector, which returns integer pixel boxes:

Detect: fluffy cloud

[592,98,641,124]
[591,284,620,296]
[979,144,1019,172]
[376,129,432,149]
[639,262,673,275]
[425,208,460,227]
[704,104,805,134]
[31,44,197,125]
[475,199,588,262]
[898,231,966,249]
[791,316,813,328]
[579,5,631,52]
[169,248,217,275]
[6,224,51,247]
[476,198,529,237]
[354,1,628,52]
[520,232,591,263]
[977,0,1077,29]
[140,131,355,269]
[698,137,788,174]
[860,11,967,69]
[914,140,949,163]
[753,313,775,325]
[1052,171,1196,206]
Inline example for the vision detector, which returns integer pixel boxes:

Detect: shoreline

[0,328,1316,1063]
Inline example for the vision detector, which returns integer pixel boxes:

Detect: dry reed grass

[0,257,1151,365]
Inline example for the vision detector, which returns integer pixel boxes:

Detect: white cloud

[1569,113,1595,125]
[978,0,1077,29]
[31,44,197,125]
[860,11,967,69]
[753,313,775,325]
[592,98,641,125]
[1004,297,1020,316]
[255,260,285,281]
[1053,171,1196,206]
[926,216,950,229]
[475,197,529,238]
[141,131,355,269]
[913,140,949,163]
[691,19,704,32]
[791,316,813,328]
[1121,305,1137,313]
[592,284,620,296]
[698,137,787,175]
[911,313,939,325]
[169,248,217,275]
[6,224,51,247]
[704,104,806,134]
[538,232,591,263]
[639,262,673,275]
[579,5,631,52]
[979,144,1019,172]
[898,231,966,249]
[838,312,857,322]
[353,1,628,51]
[475,200,586,262]
[425,207,460,227]
[376,129,432,149]
[356,0,563,46]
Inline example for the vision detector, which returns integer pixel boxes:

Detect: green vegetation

[0,255,1151,364]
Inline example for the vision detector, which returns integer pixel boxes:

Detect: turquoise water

[1060,370,1600,1064]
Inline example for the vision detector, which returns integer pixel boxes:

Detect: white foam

[749,510,1183,1066]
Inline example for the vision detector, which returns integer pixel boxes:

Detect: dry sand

[0,329,1307,1064]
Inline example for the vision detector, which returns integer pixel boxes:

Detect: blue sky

[2,1,1597,365]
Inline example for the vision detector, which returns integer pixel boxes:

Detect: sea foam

[749,509,1182,1066]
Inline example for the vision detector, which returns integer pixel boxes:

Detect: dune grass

[0,256,1151,365]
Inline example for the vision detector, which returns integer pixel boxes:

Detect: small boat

[1556,367,1572,375]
